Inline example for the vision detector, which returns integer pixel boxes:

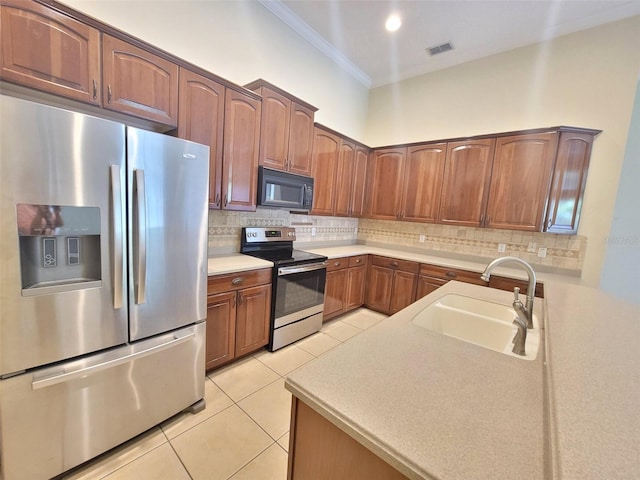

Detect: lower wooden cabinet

[323,255,368,322]
[365,256,418,315]
[288,397,409,480]
[206,269,271,370]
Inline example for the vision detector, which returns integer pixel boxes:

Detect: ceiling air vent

[427,42,454,56]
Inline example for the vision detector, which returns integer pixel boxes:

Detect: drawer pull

[334,261,341,267]
[446,271,457,278]
[391,261,399,268]
[231,277,243,286]
[354,259,361,263]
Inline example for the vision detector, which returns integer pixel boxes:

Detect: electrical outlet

[354,227,358,234]
[527,242,537,253]
[419,234,426,243]
[498,243,506,253]
[537,247,547,258]
[311,227,316,237]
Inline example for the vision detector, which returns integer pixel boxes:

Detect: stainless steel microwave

[257,166,314,212]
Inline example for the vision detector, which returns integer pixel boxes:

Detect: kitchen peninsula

[284,280,640,479]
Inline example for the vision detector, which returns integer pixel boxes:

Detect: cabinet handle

[480,214,485,225]
[232,296,236,308]
[334,261,341,267]
[445,271,457,279]
[223,194,228,207]
[231,277,243,286]
[92,80,97,100]
[391,261,399,268]
[238,293,243,305]
[215,193,220,207]
[355,259,361,264]
[547,219,552,230]
[107,84,112,103]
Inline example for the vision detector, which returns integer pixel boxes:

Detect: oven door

[274,262,327,328]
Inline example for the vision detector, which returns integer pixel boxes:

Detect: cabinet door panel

[288,103,315,176]
[102,34,178,125]
[178,68,225,208]
[311,128,340,215]
[486,133,557,231]
[365,265,393,314]
[222,89,261,211]
[544,131,594,234]
[324,269,347,321]
[389,271,417,314]
[334,140,356,217]
[438,139,495,227]
[259,88,291,171]
[206,291,236,370]
[416,276,447,301]
[403,143,447,222]
[350,146,369,217]
[345,266,366,312]
[367,148,406,220]
[235,284,271,357]
[0,1,101,105]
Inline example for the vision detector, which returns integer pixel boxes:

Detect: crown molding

[258,0,372,88]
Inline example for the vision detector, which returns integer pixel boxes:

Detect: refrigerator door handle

[134,168,147,304]
[31,330,195,390]
[110,165,124,309]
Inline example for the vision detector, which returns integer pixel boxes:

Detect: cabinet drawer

[208,268,271,295]
[419,263,486,285]
[348,255,368,268]
[326,258,349,272]
[371,255,419,273]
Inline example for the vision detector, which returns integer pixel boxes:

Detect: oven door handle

[278,261,327,276]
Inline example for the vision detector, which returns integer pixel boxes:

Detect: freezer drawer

[0,323,205,480]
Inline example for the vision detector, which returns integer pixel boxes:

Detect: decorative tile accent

[358,219,586,272]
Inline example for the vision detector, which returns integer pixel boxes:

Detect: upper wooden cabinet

[438,139,496,227]
[245,79,317,176]
[311,126,340,215]
[222,88,262,211]
[485,132,558,231]
[0,0,101,105]
[402,143,447,223]
[177,68,225,208]
[366,147,407,220]
[102,34,179,125]
[544,130,597,234]
[334,140,356,216]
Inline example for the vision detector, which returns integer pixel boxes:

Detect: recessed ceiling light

[385,14,401,32]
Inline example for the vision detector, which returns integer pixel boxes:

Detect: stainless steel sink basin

[411,293,540,360]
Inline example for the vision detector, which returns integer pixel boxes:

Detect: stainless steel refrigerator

[0,95,209,480]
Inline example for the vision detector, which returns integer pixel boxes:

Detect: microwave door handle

[110,165,124,309]
[134,169,147,304]
[278,262,327,276]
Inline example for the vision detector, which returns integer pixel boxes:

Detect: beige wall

[61,0,370,142]
[366,16,640,286]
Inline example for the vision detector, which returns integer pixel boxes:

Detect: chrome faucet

[511,314,528,356]
[480,256,536,329]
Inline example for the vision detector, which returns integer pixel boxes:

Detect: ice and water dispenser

[17,204,102,295]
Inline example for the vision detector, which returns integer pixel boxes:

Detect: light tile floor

[60,308,387,480]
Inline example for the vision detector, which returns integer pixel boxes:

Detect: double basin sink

[411,293,541,360]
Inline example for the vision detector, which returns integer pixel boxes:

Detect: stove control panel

[243,227,296,243]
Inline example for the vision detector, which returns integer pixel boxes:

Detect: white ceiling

[259,0,640,88]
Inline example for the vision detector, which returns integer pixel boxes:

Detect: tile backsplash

[208,210,586,273]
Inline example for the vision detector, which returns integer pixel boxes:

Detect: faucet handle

[513,286,520,301]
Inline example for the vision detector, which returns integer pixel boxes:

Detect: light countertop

[207,254,272,275]
[285,281,546,479]
[284,279,640,479]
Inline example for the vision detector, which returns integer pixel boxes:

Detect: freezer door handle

[31,330,195,390]
[110,165,124,309]
[134,169,147,304]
